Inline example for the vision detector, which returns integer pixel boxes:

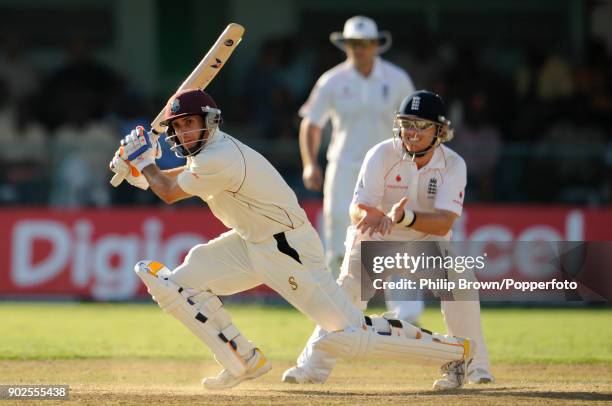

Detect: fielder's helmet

[394,90,454,158]
[162,89,222,157]
[397,90,449,125]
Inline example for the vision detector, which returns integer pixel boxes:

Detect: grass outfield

[0,303,611,404]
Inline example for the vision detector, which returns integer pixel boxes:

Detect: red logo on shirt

[459,190,464,199]
[395,174,401,182]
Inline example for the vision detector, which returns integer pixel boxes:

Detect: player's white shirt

[299,57,415,166]
[177,129,307,243]
[352,139,467,241]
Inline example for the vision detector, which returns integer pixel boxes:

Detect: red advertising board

[0,203,610,300]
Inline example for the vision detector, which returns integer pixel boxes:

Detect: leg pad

[135,260,254,377]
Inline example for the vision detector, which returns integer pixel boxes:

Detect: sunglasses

[397,119,436,131]
[344,39,377,48]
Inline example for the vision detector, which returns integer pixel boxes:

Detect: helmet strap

[401,125,442,158]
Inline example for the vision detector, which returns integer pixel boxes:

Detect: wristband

[398,208,417,228]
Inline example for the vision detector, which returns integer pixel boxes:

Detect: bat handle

[110,172,125,187]
[109,129,159,188]
[110,144,127,187]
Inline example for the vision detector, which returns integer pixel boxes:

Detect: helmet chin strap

[404,137,437,158]
[403,126,442,159]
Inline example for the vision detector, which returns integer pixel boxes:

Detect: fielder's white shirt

[177,129,307,243]
[299,57,415,167]
[352,139,466,241]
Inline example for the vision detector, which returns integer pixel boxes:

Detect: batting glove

[120,126,161,172]
[109,150,150,190]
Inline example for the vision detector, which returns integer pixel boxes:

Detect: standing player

[299,15,423,325]
[109,88,474,390]
[284,91,494,387]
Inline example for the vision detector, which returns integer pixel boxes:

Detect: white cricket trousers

[295,227,491,381]
[169,223,364,334]
[322,161,359,274]
[323,161,423,321]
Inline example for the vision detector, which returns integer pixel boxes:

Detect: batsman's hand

[355,203,393,237]
[120,126,162,172]
[109,150,150,190]
[303,163,323,191]
[387,197,409,224]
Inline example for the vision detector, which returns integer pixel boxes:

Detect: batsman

[109,88,475,390]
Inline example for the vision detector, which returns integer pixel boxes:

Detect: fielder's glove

[120,126,162,172]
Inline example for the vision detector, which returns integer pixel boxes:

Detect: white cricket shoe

[432,338,474,391]
[202,348,271,390]
[281,365,324,384]
[467,368,495,384]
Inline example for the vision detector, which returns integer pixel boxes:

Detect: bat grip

[109,129,160,188]
[110,172,125,187]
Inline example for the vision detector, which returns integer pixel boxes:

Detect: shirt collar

[204,127,222,147]
[350,57,384,80]
[421,146,446,170]
[394,139,447,170]
[370,57,384,80]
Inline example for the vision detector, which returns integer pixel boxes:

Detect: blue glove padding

[120,126,158,172]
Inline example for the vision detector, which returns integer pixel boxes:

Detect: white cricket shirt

[352,139,466,241]
[177,130,307,243]
[299,57,415,166]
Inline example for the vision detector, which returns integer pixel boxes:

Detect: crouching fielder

[283,91,493,388]
[109,88,474,390]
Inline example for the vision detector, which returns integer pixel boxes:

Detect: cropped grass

[1,302,611,364]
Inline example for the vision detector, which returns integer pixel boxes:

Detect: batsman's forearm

[299,120,322,167]
[142,164,181,204]
[163,166,187,178]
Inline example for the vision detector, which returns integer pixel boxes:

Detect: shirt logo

[427,177,437,197]
[395,174,401,182]
[411,96,421,111]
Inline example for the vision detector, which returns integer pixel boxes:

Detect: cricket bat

[110,23,245,187]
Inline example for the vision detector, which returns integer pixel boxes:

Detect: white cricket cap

[329,16,392,54]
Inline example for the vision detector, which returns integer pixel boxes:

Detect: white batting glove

[120,126,161,172]
[109,150,150,190]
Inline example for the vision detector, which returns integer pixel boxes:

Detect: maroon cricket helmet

[160,88,218,126]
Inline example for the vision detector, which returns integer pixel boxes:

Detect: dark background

[0,0,610,208]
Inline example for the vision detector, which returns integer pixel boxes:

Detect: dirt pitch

[1,360,610,405]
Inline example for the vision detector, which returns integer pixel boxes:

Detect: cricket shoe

[467,368,495,384]
[202,348,271,390]
[281,366,324,384]
[432,337,474,391]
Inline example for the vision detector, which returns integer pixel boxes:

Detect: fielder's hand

[387,197,416,228]
[303,163,323,191]
[355,203,393,237]
[387,197,409,223]
[120,126,161,172]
